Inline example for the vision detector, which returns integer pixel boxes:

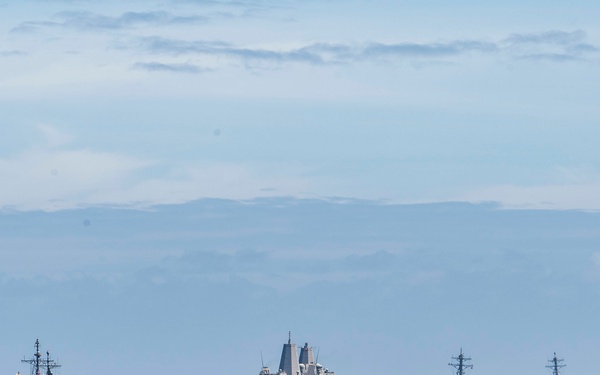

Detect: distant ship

[448,348,566,375]
[21,339,61,375]
[260,333,335,375]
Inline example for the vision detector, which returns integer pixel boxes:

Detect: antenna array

[449,348,473,375]
[546,353,566,375]
[21,339,61,375]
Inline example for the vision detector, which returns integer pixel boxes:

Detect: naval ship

[259,334,335,375]
[21,339,61,375]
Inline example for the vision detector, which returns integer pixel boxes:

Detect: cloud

[136,37,498,67]
[361,40,497,58]
[0,148,151,211]
[1,196,596,292]
[0,125,151,211]
[505,30,587,45]
[132,61,209,73]
[10,20,58,33]
[37,124,74,148]
[131,30,598,70]
[516,53,581,62]
[8,8,597,67]
[503,30,597,62]
[139,37,326,64]
[58,10,209,29]
[0,50,27,57]
[0,126,311,211]
[9,2,280,34]
[567,43,599,53]
[0,155,309,211]
[173,0,285,14]
[11,10,208,33]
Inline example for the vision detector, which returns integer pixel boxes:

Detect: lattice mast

[22,339,61,375]
[546,353,566,375]
[449,348,473,375]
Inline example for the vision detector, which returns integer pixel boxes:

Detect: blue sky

[1,1,600,375]
[2,0,600,210]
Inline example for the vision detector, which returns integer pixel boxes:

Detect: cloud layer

[2,198,600,375]
[7,6,599,72]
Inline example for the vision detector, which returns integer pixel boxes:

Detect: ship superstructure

[260,333,335,375]
[21,339,61,375]
[449,348,473,375]
[546,353,566,375]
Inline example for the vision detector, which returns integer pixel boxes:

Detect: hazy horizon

[2,198,600,375]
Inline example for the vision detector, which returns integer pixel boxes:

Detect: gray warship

[21,339,61,375]
[259,334,335,375]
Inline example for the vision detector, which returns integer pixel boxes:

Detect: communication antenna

[546,353,566,375]
[315,347,320,364]
[449,348,473,375]
[44,351,60,375]
[21,339,42,375]
[21,340,61,375]
[261,351,265,368]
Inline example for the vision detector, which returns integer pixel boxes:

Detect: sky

[1,1,600,375]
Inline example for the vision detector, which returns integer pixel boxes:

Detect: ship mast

[44,350,60,375]
[22,339,61,375]
[449,348,473,375]
[546,353,566,375]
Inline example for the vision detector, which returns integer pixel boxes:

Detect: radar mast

[449,348,473,375]
[546,353,566,375]
[21,340,61,375]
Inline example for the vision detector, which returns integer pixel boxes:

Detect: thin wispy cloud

[173,0,287,15]
[139,37,326,64]
[9,0,278,34]
[10,21,57,34]
[11,10,209,33]
[131,31,598,69]
[8,5,598,67]
[504,30,587,45]
[0,50,27,57]
[502,30,597,62]
[517,53,582,62]
[132,61,208,74]
[135,37,496,65]
[361,40,497,58]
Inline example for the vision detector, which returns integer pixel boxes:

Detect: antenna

[21,340,61,375]
[546,353,566,375]
[44,351,60,375]
[21,339,42,375]
[449,348,473,375]
[261,351,265,368]
[315,347,320,364]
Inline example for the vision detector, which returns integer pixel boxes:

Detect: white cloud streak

[10,11,209,33]
[0,126,310,211]
[8,7,599,68]
[122,30,598,72]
